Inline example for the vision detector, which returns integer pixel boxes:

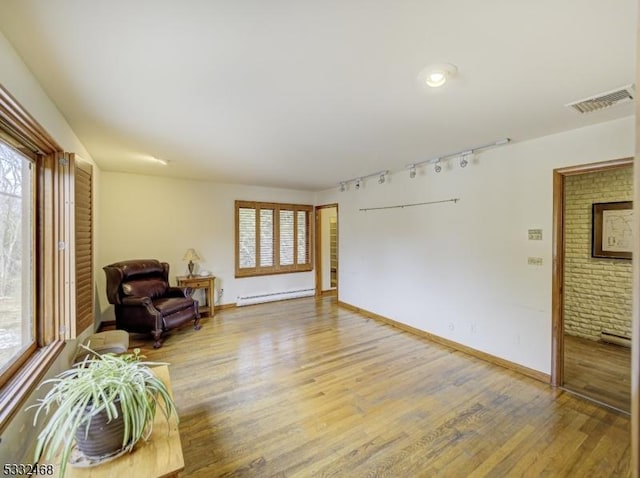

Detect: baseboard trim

[215,303,237,311]
[338,300,550,384]
[320,289,338,297]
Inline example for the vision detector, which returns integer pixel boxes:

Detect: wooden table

[176,275,215,318]
[55,365,184,478]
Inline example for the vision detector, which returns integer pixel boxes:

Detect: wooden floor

[563,333,631,413]
[136,297,630,477]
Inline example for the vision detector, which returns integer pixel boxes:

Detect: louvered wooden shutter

[74,158,93,334]
[235,200,313,277]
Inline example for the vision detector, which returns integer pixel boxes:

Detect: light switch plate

[528,229,543,240]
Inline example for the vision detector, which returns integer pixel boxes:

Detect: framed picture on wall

[592,201,632,259]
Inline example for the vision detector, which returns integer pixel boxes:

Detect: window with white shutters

[235,200,313,277]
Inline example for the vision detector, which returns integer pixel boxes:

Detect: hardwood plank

[132,297,630,477]
[564,333,631,413]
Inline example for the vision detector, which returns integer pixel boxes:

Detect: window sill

[235,266,314,278]
[0,340,65,434]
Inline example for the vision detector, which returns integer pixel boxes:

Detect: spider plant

[29,347,177,478]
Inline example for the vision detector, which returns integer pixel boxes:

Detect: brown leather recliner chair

[103,259,201,348]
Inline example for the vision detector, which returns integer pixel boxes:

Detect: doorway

[552,158,633,412]
[315,204,338,297]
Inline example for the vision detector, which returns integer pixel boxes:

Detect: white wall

[316,116,635,375]
[0,30,98,463]
[0,33,92,160]
[97,172,316,321]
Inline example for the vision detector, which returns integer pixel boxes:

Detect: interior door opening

[315,204,338,297]
[552,158,633,413]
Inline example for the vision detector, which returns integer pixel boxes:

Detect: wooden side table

[55,365,183,477]
[176,275,215,318]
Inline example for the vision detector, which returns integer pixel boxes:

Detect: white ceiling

[0,0,636,191]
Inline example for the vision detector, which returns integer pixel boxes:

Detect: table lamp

[182,248,202,277]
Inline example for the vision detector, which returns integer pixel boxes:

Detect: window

[0,85,70,432]
[0,143,35,379]
[235,201,313,277]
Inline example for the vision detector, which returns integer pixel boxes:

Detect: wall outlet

[528,257,543,266]
[217,288,223,298]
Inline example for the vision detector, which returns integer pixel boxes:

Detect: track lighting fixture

[337,138,510,192]
[404,138,510,177]
[338,170,388,192]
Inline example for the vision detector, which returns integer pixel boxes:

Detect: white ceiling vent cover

[566,85,635,114]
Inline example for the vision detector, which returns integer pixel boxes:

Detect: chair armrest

[121,296,153,307]
[121,296,161,316]
[119,296,162,331]
[166,286,191,298]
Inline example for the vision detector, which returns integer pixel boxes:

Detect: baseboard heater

[600,330,631,348]
[236,288,315,307]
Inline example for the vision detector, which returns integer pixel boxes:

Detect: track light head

[378,173,385,184]
[409,165,416,178]
[355,178,361,190]
[339,182,346,192]
[434,160,442,173]
[460,151,472,168]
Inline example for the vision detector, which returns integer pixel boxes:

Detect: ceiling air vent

[566,84,635,114]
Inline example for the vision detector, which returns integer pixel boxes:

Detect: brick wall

[563,166,633,340]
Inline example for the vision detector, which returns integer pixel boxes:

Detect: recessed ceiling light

[419,63,458,88]
[150,157,169,166]
[426,72,446,87]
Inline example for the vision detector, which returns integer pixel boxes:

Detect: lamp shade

[182,248,202,262]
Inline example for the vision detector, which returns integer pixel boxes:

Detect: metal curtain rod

[359,198,459,212]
